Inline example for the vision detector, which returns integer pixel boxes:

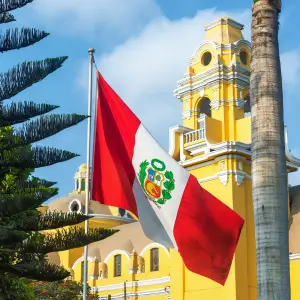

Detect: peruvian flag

[92,72,244,285]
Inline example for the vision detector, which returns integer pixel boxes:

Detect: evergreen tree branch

[0,188,58,217]
[0,101,59,127]
[23,227,119,253]
[28,176,57,188]
[0,57,68,101]
[8,212,92,231]
[0,227,28,244]
[0,0,33,14]
[0,28,49,52]
[0,12,15,23]
[0,146,80,168]
[0,114,88,149]
[1,262,69,281]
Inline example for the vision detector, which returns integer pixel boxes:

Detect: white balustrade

[184,128,205,144]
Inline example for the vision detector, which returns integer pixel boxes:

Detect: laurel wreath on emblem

[138,158,175,207]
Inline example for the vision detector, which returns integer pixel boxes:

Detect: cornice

[189,39,251,64]
[198,170,251,186]
[92,276,170,293]
[174,72,249,99]
[88,214,136,224]
[176,64,249,88]
[285,126,300,167]
[98,287,170,299]
[185,154,251,171]
[290,253,300,261]
[204,18,244,31]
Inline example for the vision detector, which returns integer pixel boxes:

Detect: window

[81,261,84,282]
[69,199,81,213]
[202,52,212,66]
[114,255,121,277]
[198,97,211,118]
[81,179,86,191]
[150,248,159,271]
[240,50,248,65]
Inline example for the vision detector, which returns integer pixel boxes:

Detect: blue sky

[3,0,300,201]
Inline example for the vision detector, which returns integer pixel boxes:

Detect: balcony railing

[184,128,205,144]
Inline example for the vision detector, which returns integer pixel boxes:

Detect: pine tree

[0,0,117,293]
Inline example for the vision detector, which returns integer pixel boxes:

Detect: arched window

[244,94,251,117]
[114,254,121,277]
[198,97,211,118]
[81,179,86,191]
[150,248,159,272]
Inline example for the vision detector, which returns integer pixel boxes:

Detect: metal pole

[83,47,95,300]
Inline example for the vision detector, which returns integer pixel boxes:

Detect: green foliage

[0,0,33,14]
[0,12,15,24]
[0,28,49,52]
[0,275,35,300]
[30,280,97,300]
[0,0,117,297]
[0,58,68,101]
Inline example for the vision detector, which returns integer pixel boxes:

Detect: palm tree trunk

[250,0,290,299]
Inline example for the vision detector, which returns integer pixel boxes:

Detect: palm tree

[250,0,290,299]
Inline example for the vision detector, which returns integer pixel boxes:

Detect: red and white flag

[92,72,244,285]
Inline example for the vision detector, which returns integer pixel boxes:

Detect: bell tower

[169,17,300,300]
[169,17,254,300]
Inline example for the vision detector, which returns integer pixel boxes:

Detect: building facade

[45,17,300,300]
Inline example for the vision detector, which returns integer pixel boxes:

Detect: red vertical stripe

[92,72,141,216]
[174,175,244,285]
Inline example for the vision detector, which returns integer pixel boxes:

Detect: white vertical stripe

[132,179,175,248]
[132,124,190,249]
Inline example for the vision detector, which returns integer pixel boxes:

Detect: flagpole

[83,47,95,300]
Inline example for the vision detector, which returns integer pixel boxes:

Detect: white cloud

[79,9,251,148]
[281,50,300,87]
[31,0,161,35]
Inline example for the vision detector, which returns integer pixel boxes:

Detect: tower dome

[72,163,91,194]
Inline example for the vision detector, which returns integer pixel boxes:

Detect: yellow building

[46,17,300,300]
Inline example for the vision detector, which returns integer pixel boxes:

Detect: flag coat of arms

[92,72,244,285]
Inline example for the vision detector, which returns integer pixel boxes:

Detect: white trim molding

[91,276,170,293]
[68,199,82,213]
[88,214,136,224]
[72,256,94,270]
[285,126,300,167]
[140,243,170,258]
[168,125,191,157]
[198,170,251,186]
[98,287,170,299]
[290,253,300,261]
[204,18,244,32]
[104,250,130,264]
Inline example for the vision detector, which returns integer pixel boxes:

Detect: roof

[86,222,152,261]
[46,193,113,215]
